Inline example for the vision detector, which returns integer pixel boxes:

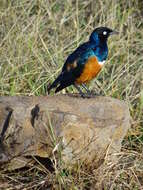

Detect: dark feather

[48,70,76,94]
[47,73,63,94]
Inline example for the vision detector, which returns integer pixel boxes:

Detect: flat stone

[0,95,131,170]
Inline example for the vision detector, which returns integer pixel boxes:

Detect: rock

[0,95,131,170]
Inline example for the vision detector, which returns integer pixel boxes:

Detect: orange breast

[75,57,102,84]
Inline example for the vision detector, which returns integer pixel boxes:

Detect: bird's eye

[103,31,107,35]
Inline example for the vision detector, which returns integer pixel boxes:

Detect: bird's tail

[47,74,63,94]
[48,71,75,94]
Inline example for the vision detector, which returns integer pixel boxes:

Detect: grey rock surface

[0,95,131,170]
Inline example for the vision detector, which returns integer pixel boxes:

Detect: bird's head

[89,27,118,44]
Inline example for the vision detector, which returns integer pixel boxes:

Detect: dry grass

[0,0,143,189]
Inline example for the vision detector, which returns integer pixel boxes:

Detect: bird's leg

[74,84,86,98]
[74,84,94,98]
[82,84,100,97]
[81,84,91,94]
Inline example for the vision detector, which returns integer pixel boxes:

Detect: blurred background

[0,0,142,189]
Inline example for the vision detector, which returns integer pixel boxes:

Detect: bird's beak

[110,30,119,35]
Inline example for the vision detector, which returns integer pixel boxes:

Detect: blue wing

[62,41,92,72]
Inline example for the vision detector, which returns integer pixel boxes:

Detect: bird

[47,27,118,97]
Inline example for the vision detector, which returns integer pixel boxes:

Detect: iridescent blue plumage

[64,37,108,68]
[48,27,118,95]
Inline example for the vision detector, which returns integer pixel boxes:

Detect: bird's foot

[80,92,100,98]
[82,90,100,98]
[66,92,100,98]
